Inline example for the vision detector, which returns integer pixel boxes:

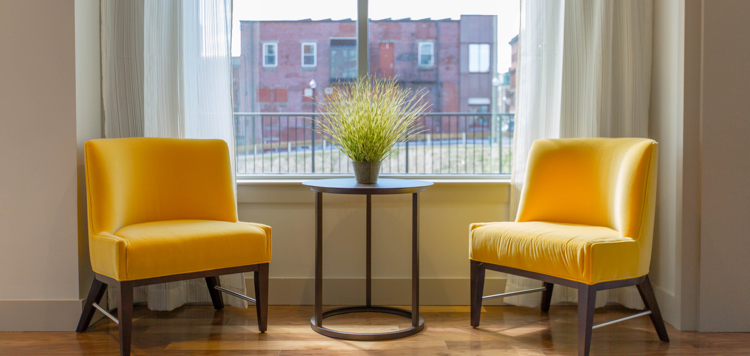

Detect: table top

[302,178,433,195]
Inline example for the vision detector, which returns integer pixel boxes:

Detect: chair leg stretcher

[592,310,653,330]
[92,303,119,325]
[215,286,257,304]
[481,286,547,300]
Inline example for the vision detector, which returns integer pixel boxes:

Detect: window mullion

[357,0,368,78]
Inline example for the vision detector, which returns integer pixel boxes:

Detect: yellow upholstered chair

[469,138,668,356]
[76,138,272,356]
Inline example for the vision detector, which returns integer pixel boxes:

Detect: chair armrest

[239,222,272,261]
[89,232,129,281]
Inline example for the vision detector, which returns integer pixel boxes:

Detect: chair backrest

[516,138,658,240]
[85,138,237,236]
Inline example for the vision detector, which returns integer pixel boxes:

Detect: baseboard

[653,284,683,330]
[0,299,83,331]
[244,277,508,306]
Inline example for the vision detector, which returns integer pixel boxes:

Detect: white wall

[699,0,750,332]
[75,0,102,299]
[649,0,682,327]
[648,0,702,331]
[238,181,511,305]
[0,0,82,330]
[677,0,702,332]
[651,0,750,332]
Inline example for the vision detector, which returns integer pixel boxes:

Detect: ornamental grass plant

[314,76,429,162]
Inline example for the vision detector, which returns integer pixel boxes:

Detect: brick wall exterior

[234,16,497,144]
[237,16,496,113]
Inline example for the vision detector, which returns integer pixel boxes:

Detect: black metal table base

[310,306,425,341]
[303,179,433,341]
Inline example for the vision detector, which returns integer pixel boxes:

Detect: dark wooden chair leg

[254,263,269,333]
[117,281,134,356]
[577,284,597,356]
[205,276,225,310]
[76,277,108,333]
[470,260,485,328]
[541,282,554,313]
[637,275,670,342]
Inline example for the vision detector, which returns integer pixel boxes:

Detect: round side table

[302,178,433,341]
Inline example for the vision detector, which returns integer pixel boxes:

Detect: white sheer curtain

[101,0,246,310]
[506,0,653,309]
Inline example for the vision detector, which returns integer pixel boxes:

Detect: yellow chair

[76,138,272,356]
[469,138,668,356]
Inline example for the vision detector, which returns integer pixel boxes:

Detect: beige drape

[100,0,246,310]
[507,0,653,309]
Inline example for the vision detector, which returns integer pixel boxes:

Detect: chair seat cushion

[469,221,643,284]
[91,220,271,281]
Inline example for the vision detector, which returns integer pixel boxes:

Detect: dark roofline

[240,18,355,23]
[239,17,462,24]
[371,17,457,22]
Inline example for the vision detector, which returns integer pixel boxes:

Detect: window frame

[262,42,278,68]
[301,42,317,67]
[235,8,514,180]
[468,43,491,73]
[329,37,358,81]
[418,41,434,67]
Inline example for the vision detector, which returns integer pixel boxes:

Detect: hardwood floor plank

[1,305,749,355]
[280,350,545,356]
[165,340,448,351]
[387,306,487,313]
[143,325,401,334]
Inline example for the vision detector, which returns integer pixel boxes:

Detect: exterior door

[379,42,394,78]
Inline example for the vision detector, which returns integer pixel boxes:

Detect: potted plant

[314,76,429,183]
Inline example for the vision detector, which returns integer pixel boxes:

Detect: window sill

[237,175,510,185]
[236,176,509,204]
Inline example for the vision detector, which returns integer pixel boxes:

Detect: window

[301,42,316,67]
[233,2,518,176]
[418,42,434,67]
[469,103,490,127]
[469,43,490,73]
[263,42,277,67]
[330,38,357,80]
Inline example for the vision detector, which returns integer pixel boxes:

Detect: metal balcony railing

[234,112,514,175]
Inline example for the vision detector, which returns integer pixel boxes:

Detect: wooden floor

[1,304,749,355]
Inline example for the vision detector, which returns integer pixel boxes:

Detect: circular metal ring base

[310,306,425,341]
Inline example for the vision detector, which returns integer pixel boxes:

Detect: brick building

[507,34,517,113]
[236,15,497,112]
[234,15,498,144]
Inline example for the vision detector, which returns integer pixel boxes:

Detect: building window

[418,42,434,67]
[330,38,357,80]
[469,102,490,127]
[263,42,277,67]
[302,42,316,67]
[469,43,490,73]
